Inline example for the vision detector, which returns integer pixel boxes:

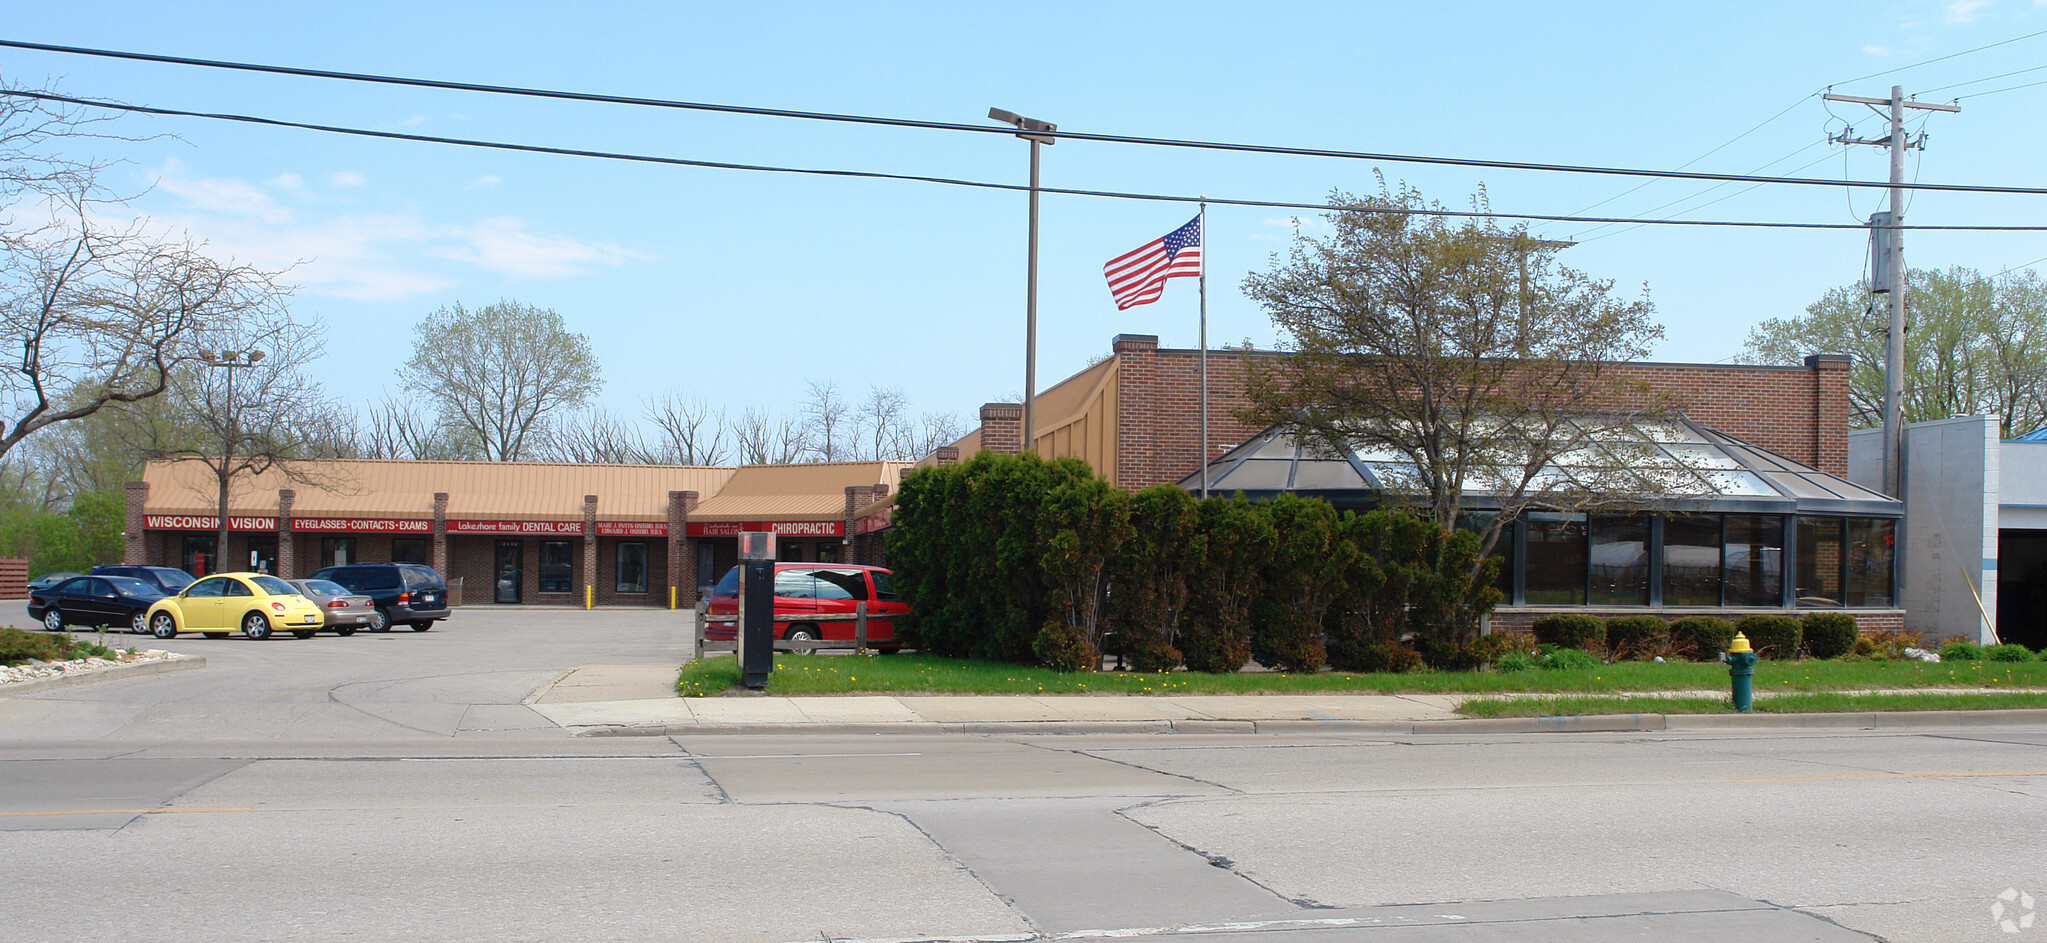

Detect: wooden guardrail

[692,600,877,660]
[0,557,26,600]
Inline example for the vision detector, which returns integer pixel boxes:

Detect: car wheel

[367,608,391,632]
[42,608,64,632]
[334,626,356,637]
[150,612,178,640]
[130,611,148,635]
[785,625,820,645]
[242,612,272,640]
[409,620,434,632]
[291,629,316,639]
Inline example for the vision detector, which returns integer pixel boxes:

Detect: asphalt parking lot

[0,605,693,741]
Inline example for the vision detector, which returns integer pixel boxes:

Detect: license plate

[422,595,437,605]
[303,615,319,623]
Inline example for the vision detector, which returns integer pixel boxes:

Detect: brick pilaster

[583,495,599,603]
[979,403,1023,454]
[668,490,699,605]
[277,489,296,578]
[432,492,449,577]
[124,481,148,564]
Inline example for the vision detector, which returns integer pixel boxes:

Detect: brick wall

[980,403,1022,455]
[1097,338,1851,490]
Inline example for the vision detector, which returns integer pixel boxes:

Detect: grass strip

[1458,691,2047,718]
[679,651,2047,698]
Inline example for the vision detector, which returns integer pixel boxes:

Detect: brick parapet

[123,481,148,565]
[277,489,296,577]
[980,403,1023,455]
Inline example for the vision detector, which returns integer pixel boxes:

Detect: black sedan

[27,575,168,635]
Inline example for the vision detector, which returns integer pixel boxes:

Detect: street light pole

[988,108,1056,454]
[199,348,265,573]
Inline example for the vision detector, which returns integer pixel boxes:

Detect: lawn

[678,651,2047,699]
[1461,691,2047,717]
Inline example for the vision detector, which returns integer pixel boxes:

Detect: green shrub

[1736,614,1803,660]
[1668,616,1738,661]
[0,626,64,666]
[1940,639,1985,661]
[1530,613,1604,651]
[1985,643,2037,663]
[1179,618,1252,673]
[1801,612,1860,660]
[1603,615,1669,660]
[1494,651,1536,672]
[1031,622,1095,672]
[1121,637,1182,673]
[1328,639,1422,673]
[1536,645,1603,671]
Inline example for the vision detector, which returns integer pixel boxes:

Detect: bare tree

[643,391,727,465]
[800,379,850,461]
[732,406,808,465]
[540,408,657,464]
[908,411,965,460]
[354,395,483,461]
[402,300,601,461]
[853,385,908,460]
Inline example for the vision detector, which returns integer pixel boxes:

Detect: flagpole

[1198,198,1208,499]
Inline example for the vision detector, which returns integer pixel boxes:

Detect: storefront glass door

[494,540,522,604]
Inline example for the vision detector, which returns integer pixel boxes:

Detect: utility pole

[1823,85,1958,499]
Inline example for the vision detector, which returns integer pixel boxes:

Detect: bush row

[1527,610,1869,661]
[886,452,1502,673]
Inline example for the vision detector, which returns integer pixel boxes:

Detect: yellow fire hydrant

[1719,632,1758,713]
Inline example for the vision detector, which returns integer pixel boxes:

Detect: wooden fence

[0,557,26,600]
[691,601,880,661]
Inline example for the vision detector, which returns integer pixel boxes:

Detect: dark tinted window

[870,570,896,601]
[811,569,868,601]
[711,567,740,597]
[299,580,350,597]
[53,577,91,595]
[335,567,400,591]
[146,568,195,591]
[223,579,252,597]
[401,566,442,590]
[101,576,154,596]
[539,541,572,594]
[251,575,297,596]
[772,569,815,598]
[90,579,119,598]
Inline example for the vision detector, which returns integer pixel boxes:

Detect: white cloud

[1863,44,1891,55]
[427,216,651,278]
[151,158,292,224]
[327,170,367,188]
[265,172,307,193]
[400,115,427,127]
[1945,0,1991,24]
[472,175,502,187]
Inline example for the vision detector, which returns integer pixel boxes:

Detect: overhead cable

[11,89,2047,232]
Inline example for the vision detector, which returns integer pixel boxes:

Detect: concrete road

[0,606,690,740]
[5,724,2044,942]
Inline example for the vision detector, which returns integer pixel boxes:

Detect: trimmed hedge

[1800,612,1860,660]
[1986,643,2038,663]
[1326,639,1422,673]
[1736,614,1803,660]
[1668,616,1737,661]
[1603,615,1669,660]
[1530,613,1604,651]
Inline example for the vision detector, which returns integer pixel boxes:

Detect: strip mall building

[128,332,1904,628]
[126,460,907,607]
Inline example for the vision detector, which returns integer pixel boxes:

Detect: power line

[1920,63,2047,95]
[1560,93,1817,220]
[1958,76,2047,100]
[1832,27,2047,86]
[3,38,2046,196]
[14,89,2047,232]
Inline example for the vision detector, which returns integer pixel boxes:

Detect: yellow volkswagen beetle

[144,572,327,640]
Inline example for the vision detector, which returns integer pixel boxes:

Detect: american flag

[1103,216,1201,310]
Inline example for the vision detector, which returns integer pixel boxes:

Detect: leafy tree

[1241,179,1671,599]
[403,300,601,461]
[1179,495,1274,673]
[1743,266,2047,437]
[1105,484,1204,670]
[1037,471,1131,661]
[1251,493,1354,672]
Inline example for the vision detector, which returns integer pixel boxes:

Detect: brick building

[127,459,909,608]
[924,333,1903,631]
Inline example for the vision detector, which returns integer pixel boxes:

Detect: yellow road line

[1727,771,2047,782]
[0,807,253,817]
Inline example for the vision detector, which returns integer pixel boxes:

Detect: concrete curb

[566,706,2047,737]
[0,656,205,695]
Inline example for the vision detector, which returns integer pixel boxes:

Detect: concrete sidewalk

[524,664,1465,735]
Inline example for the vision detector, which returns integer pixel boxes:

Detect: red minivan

[703,564,907,650]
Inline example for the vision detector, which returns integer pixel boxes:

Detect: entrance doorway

[1999,529,2047,650]
[495,540,522,604]
[246,536,278,576]
[181,535,217,577]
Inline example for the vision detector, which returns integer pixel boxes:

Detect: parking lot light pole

[198,348,265,572]
[987,108,1055,453]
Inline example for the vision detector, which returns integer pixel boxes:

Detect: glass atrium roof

[1180,415,1900,517]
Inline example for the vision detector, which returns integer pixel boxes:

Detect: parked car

[26,571,85,593]
[143,572,325,640]
[284,578,377,636]
[91,565,197,596]
[703,564,907,650]
[28,575,168,634]
[307,564,449,632]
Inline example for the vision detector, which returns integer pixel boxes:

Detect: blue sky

[6,1,2046,429]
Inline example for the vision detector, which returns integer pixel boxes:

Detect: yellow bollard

[584,585,592,610]
[669,586,677,610]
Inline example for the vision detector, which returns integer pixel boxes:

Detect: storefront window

[1845,518,1896,607]
[1796,516,1844,607]
[1589,515,1649,606]
[1724,515,1784,607]
[1662,514,1722,607]
[616,542,648,594]
[320,536,355,569]
[1458,512,1513,598]
[1523,512,1586,605]
[182,535,217,577]
[392,537,428,565]
[539,540,572,594]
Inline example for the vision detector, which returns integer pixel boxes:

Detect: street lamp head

[198,348,215,362]
[247,350,266,364]
[987,106,1056,143]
